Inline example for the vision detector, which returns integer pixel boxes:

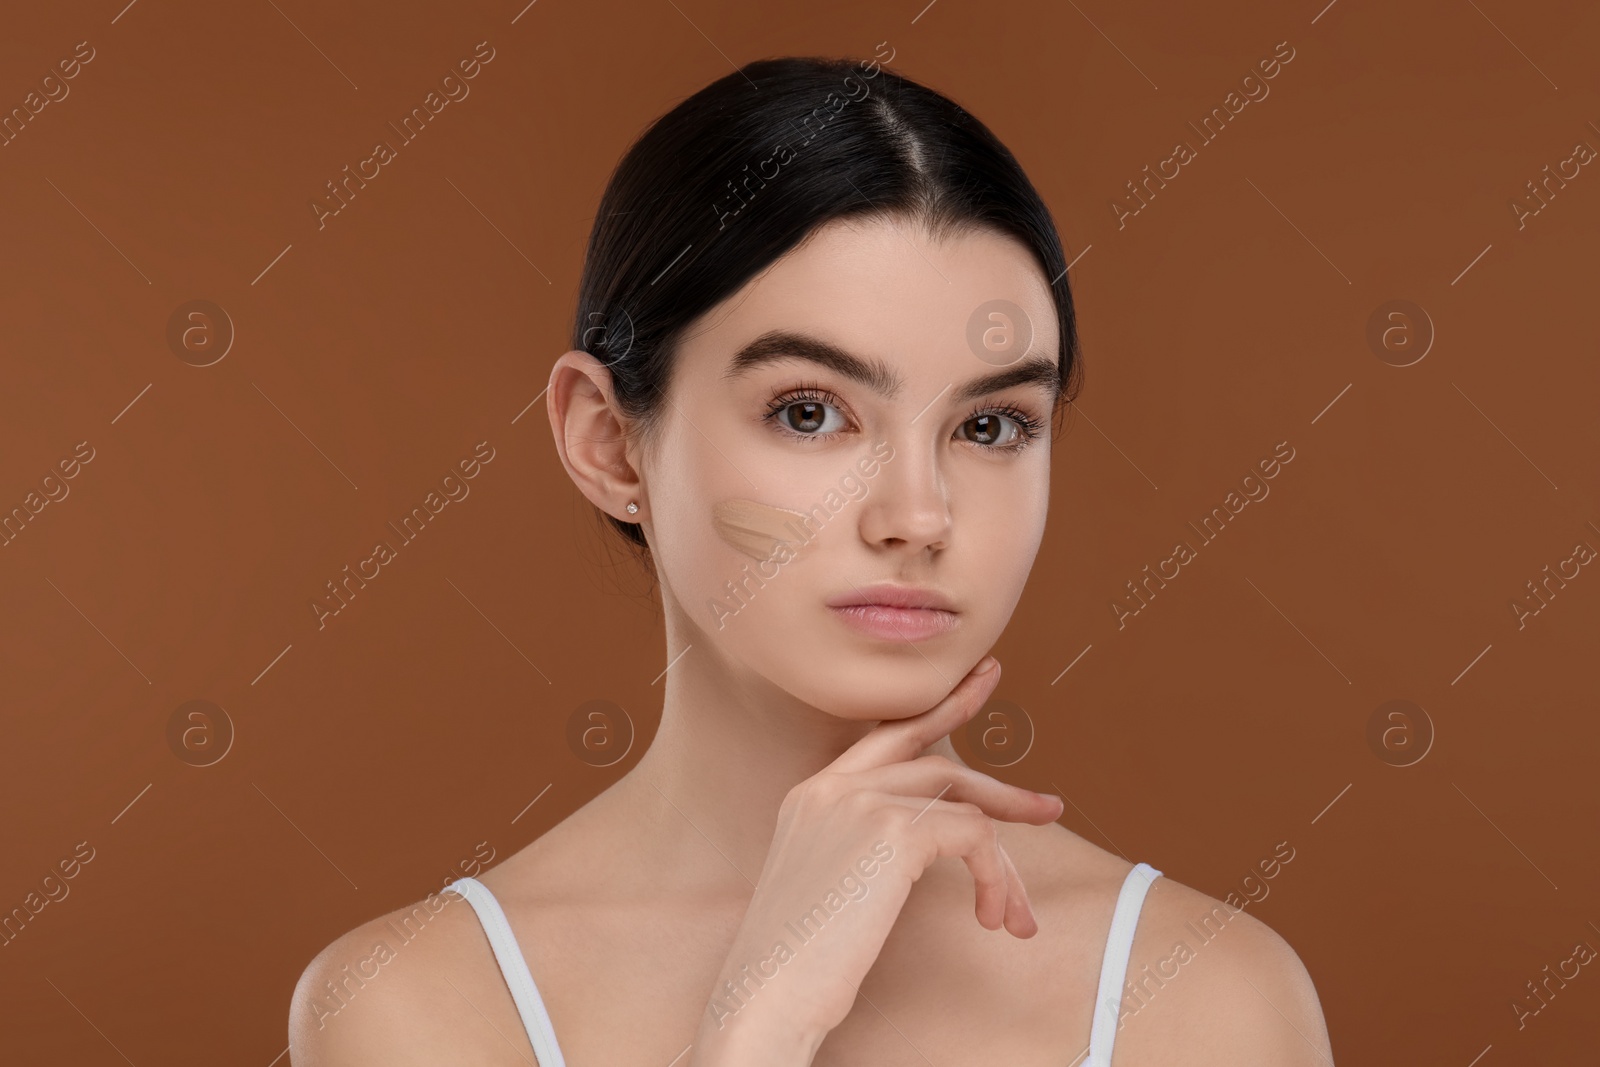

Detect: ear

[545,349,644,523]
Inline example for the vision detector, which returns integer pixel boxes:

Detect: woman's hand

[688,655,1065,1066]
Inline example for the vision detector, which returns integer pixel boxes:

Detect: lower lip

[828,604,959,642]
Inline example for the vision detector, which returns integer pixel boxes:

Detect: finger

[854,757,1063,825]
[882,797,1010,931]
[880,796,1043,938]
[996,842,1038,938]
[829,656,1002,775]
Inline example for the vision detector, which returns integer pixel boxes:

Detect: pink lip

[826,583,956,612]
[828,604,960,642]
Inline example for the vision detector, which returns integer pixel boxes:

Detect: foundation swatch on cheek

[712,498,811,562]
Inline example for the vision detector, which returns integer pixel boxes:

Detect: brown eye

[767,391,850,438]
[784,401,828,434]
[956,405,1044,452]
[966,409,1004,441]
[964,413,1015,446]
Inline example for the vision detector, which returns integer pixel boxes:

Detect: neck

[618,624,966,891]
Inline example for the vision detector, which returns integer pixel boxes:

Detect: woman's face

[637,214,1060,721]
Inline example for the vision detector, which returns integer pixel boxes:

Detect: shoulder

[287,884,525,1066]
[1119,871,1333,1065]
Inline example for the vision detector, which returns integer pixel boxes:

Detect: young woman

[291,54,1333,1066]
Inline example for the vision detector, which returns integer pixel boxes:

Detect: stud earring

[625,501,639,515]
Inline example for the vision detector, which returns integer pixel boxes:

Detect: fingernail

[975,656,998,676]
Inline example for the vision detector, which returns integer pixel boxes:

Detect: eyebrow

[723,329,1061,406]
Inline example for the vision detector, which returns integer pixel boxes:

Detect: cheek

[649,435,745,604]
[966,458,1049,580]
[711,498,811,563]
[645,422,816,635]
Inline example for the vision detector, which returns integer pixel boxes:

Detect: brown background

[2,0,1597,1063]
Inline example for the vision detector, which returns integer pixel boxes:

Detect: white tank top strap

[444,876,568,1067]
[1086,861,1163,1067]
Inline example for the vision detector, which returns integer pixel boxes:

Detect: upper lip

[826,583,957,612]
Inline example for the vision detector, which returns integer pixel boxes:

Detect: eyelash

[761,381,1045,452]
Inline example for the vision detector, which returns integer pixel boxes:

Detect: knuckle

[781,777,823,814]
[879,804,916,841]
[806,773,846,803]
[847,786,879,813]
[962,806,999,844]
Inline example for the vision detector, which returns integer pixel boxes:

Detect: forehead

[684,215,1059,383]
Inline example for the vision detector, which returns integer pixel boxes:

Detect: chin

[784,648,977,722]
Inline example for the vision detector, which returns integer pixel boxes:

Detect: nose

[855,437,951,554]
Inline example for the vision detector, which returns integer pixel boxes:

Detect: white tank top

[445,860,1162,1067]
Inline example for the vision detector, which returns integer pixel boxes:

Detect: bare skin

[291,217,1334,1066]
